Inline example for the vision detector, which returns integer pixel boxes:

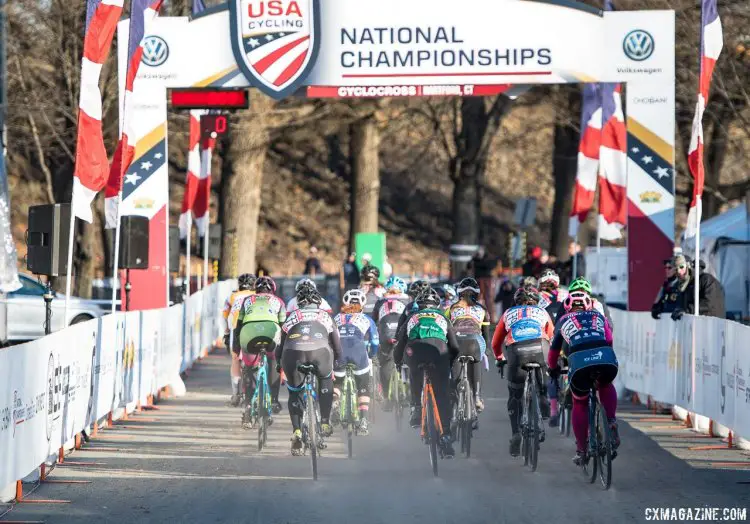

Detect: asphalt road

[4,351,749,524]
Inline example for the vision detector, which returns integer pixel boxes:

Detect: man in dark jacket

[468,246,497,322]
[670,255,726,320]
[651,258,680,319]
[342,252,360,290]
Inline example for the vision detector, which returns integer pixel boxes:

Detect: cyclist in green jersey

[235,276,287,415]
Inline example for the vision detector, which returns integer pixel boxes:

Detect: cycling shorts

[567,346,618,396]
[238,321,281,357]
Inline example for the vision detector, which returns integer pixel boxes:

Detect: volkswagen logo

[623,29,654,61]
[141,35,169,67]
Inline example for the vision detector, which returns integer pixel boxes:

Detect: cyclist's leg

[570,368,593,455]
[377,340,395,404]
[312,347,335,428]
[430,350,452,436]
[354,364,372,421]
[597,378,620,448]
[281,348,305,432]
[406,343,425,427]
[266,350,281,411]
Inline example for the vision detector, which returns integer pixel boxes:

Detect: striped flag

[194,135,216,237]
[597,84,627,240]
[568,84,602,238]
[178,111,204,238]
[685,0,723,238]
[105,0,164,228]
[71,0,125,223]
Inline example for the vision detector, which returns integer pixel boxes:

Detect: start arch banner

[120,0,676,310]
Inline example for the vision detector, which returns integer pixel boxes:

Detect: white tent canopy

[682,203,750,322]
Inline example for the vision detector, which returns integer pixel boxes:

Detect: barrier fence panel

[612,309,750,445]
[0,280,233,491]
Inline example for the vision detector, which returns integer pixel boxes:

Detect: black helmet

[297,286,322,308]
[457,277,480,296]
[254,276,277,294]
[238,273,256,291]
[416,288,441,309]
[408,280,430,299]
[361,264,380,281]
[514,286,539,306]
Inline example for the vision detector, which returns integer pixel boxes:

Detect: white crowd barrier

[0,280,234,494]
[612,309,750,448]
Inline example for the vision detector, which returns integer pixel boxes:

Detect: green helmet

[568,277,592,295]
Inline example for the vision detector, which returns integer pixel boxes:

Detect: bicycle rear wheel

[565,405,572,437]
[393,371,403,432]
[583,401,597,483]
[307,383,319,480]
[463,380,473,458]
[346,381,353,459]
[529,375,540,472]
[597,403,613,490]
[257,380,266,451]
[522,381,531,467]
[427,399,439,477]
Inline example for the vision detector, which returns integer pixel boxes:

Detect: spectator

[674,257,725,320]
[468,246,498,322]
[522,246,544,278]
[303,246,322,275]
[383,255,393,280]
[342,252,360,291]
[651,258,679,319]
[561,241,585,284]
[494,278,516,317]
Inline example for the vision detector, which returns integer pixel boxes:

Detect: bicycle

[243,349,272,451]
[298,363,326,480]
[419,362,444,477]
[369,355,383,420]
[388,362,410,431]
[557,365,572,438]
[520,362,545,472]
[339,362,360,458]
[452,356,477,458]
[579,373,615,490]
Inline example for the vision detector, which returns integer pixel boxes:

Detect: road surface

[3,351,749,523]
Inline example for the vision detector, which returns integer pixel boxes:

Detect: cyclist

[562,277,613,326]
[222,273,256,407]
[372,276,410,411]
[359,264,385,315]
[548,289,619,465]
[441,284,458,310]
[492,286,554,457]
[333,290,379,435]
[286,278,333,315]
[537,268,566,427]
[276,286,342,456]
[445,277,491,416]
[395,288,460,458]
[235,276,286,419]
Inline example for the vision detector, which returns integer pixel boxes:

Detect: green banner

[354,233,386,282]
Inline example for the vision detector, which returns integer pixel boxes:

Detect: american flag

[685,0,723,238]
[71,0,125,223]
[597,84,627,240]
[568,83,601,238]
[194,134,216,237]
[179,111,204,238]
[105,0,164,229]
[245,31,311,89]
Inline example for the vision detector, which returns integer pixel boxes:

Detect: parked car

[0,274,111,343]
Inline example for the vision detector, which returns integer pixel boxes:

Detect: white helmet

[342,289,367,307]
[295,278,317,292]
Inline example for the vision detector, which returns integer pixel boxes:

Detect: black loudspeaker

[169,226,180,272]
[200,223,222,260]
[26,204,71,277]
[118,216,149,269]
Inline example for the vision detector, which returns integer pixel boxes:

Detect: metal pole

[691,195,702,413]
[44,279,53,335]
[125,268,132,312]
[186,219,192,297]
[63,211,76,324]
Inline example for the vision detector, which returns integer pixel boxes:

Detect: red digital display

[170,89,249,109]
[200,115,230,139]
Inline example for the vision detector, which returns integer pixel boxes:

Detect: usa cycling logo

[623,29,654,61]
[141,36,169,67]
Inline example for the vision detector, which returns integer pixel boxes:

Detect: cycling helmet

[521,276,538,288]
[563,290,593,312]
[416,288,441,309]
[456,277,480,296]
[408,280,430,299]
[514,286,539,306]
[385,276,407,294]
[538,269,560,290]
[443,284,457,299]
[238,273,256,291]
[295,278,317,292]
[254,276,276,294]
[342,289,367,307]
[361,264,380,281]
[297,286,322,308]
[568,277,593,295]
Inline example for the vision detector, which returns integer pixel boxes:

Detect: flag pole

[111,191,123,313]
[186,219,192,297]
[63,207,76,325]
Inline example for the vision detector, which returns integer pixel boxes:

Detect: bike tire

[393,371,403,432]
[426,392,439,477]
[522,381,531,467]
[565,406,572,437]
[583,400,597,484]
[257,380,266,452]
[558,395,566,435]
[464,380,473,458]
[346,381,353,459]
[308,383,318,481]
[597,403,613,490]
[530,386,539,472]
